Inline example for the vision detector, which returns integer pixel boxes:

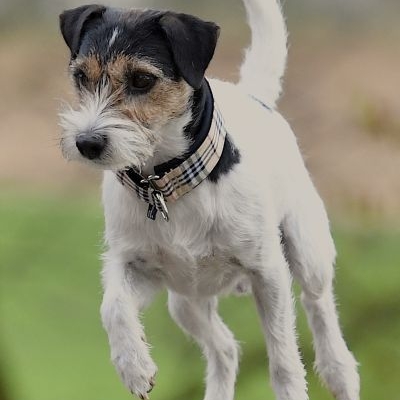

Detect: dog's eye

[127,72,157,94]
[73,69,88,87]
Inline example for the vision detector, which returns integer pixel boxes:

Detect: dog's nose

[76,133,107,160]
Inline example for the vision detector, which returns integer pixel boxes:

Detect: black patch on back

[207,134,241,183]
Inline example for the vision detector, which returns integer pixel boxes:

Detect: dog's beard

[59,85,156,171]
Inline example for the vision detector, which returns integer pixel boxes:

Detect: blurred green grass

[1,192,399,400]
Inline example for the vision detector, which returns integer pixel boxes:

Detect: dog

[58,1,360,399]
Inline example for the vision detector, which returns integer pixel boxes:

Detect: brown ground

[1,26,399,216]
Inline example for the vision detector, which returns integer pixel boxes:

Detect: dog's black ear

[59,4,106,58]
[159,12,220,89]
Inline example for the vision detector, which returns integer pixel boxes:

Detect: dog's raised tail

[239,0,287,108]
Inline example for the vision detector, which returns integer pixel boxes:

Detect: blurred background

[0,1,399,399]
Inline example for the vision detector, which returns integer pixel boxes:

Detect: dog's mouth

[59,100,157,171]
[60,133,154,172]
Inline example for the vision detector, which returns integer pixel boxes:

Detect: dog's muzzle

[76,133,107,160]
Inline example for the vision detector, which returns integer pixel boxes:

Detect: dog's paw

[113,352,157,399]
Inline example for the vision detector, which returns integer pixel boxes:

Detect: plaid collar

[116,84,227,222]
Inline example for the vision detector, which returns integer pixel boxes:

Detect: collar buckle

[140,174,160,187]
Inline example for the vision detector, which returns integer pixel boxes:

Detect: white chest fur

[138,248,250,297]
[102,166,262,296]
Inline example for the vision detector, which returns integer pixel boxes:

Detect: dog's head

[59,5,219,170]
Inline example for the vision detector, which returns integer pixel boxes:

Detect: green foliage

[0,192,399,400]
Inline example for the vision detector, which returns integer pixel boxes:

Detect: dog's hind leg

[282,193,360,400]
[168,292,239,400]
[247,234,308,400]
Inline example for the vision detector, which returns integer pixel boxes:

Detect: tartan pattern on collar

[116,102,227,220]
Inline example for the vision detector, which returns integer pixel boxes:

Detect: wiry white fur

[62,1,360,400]
[59,83,192,172]
[59,85,154,170]
[141,111,192,176]
[239,0,287,107]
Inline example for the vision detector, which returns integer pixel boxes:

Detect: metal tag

[153,190,169,222]
[140,175,169,222]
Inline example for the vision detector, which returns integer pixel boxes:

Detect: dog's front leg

[100,251,162,399]
[247,236,308,400]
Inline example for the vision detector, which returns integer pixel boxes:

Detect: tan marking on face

[72,55,163,88]
[122,78,192,129]
[106,56,193,129]
[107,55,165,87]
[106,54,128,88]
[84,55,102,82]
[71,55,103,91]
[72,55,193,129]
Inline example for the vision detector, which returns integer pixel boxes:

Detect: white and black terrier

[58,1,359,399]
